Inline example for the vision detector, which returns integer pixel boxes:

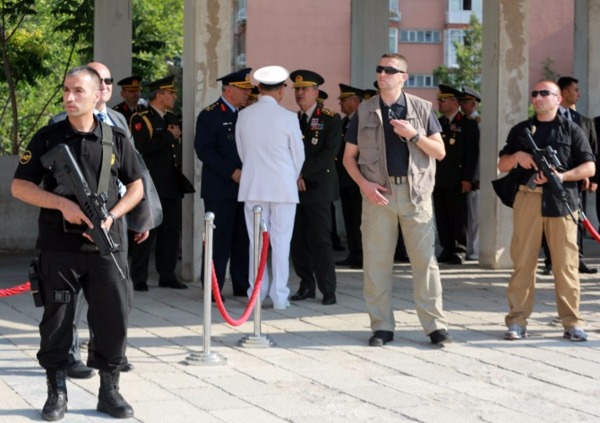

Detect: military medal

[311,137,318,145]
[449,137,456,145]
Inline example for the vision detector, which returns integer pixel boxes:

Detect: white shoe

[273,301,290,310]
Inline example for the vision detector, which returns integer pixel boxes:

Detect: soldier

[289,69,342,305]
[336,84,364,269]
[129,75,194,291]
[194,68,252,298]
[113,76,144,125]
[434,84,479,265]
[459,86,482,261]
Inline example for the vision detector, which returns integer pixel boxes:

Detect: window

[389,28,398,53]
[406,74,437,88]
[445,29,465,68]
[400,30,441,44]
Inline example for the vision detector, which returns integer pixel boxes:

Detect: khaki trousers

[362,182,447,334]
[505,188,583,329]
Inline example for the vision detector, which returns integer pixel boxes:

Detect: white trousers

[467,190,480,257]
[244,201,296,307]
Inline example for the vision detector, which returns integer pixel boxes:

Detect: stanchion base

[184,351,227,366]
[238,335,276,348]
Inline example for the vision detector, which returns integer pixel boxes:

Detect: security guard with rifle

[11,65,143,420]
[498,80,595,343]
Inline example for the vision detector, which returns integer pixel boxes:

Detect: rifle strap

[98,121,114,195]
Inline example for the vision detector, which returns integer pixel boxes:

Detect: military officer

[459,85,482,261]
[113,76,144,125]
[434,84,479,265]
[194,68,252,298]
[336,84,364,269]
[129,75,194,291]
[289,69,342,305]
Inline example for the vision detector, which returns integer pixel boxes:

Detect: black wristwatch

[409,132,420,144]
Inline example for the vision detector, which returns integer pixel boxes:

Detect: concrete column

[350,0,389,87]
[575,0,600,117]
[93,0,132,106]
[479,0,529,269]
[181,0,235,282]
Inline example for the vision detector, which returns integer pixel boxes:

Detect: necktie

[563,109,571,121]
[97,112,107,122]
[300,113,308,132]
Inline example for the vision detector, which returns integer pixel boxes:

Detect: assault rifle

[523,126,577,223]
[40,144,125,278]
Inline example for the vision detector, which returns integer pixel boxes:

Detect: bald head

[87,61,113,107]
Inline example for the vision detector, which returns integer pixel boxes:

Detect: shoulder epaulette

[204,100,222,112]
[320,108,336,117]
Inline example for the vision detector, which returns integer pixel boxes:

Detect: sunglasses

[376,65,406,75]
[530,90,557,98]
[102,77,114,85]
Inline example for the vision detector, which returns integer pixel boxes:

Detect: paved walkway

[1,245,599,423]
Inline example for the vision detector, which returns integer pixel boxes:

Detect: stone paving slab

[1,248,599,422]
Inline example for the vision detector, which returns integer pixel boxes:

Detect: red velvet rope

[211,231,269,327]
[581,212,600,243]
[0,282,31,297]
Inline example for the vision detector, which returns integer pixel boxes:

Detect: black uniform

[129,106,193,287]
[337,114,363,266]
[194,98,250,295]
[434,111,479,263]
[13,119,142,371]
[291,106,342,298]
[113,102,142,127]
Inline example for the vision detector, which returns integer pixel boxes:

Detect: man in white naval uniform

[235,65,305,309]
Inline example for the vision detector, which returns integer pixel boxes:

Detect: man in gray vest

[343,53,451,347]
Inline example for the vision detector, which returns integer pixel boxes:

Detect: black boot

[97,369,134,418]
[42,369,68,421]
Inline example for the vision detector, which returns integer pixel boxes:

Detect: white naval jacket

[236,95,305,203]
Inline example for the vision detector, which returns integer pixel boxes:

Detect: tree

[0,0,184,156]
[433,13,482,92]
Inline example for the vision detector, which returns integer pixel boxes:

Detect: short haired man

[498,80,595,342]
[542,76,599,274]
[289,69,342,306]
[12,66,143,420]
[343,53,451,347]
[235,65,305,308]
[194,69,253,298]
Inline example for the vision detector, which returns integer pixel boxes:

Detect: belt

[518,184,543,194]
[390,176,408,185]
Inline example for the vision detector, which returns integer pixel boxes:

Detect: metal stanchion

[185,212,227,365]
[238,205,276,348]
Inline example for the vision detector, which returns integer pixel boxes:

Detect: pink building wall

[244,1,574,110]
[245,0,352,113]
[528,0,574,85]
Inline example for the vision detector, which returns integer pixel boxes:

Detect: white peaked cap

[253,65,290,85]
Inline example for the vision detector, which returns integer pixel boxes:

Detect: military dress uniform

[194,69,252,296]
[434,85,479,264]
[113,76,144,125]
[289,70,342,305]
[129,76,193,290]
[336,84,365,268]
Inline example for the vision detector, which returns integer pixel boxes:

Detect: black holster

[28,257,44,307]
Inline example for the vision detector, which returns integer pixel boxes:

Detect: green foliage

[541,58,559,82]
[433,13,482,92]
[1,0,184,155]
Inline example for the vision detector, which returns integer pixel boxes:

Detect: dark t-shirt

[14,119,142,251]
[499,116,595,216]
[345,93,441,176]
